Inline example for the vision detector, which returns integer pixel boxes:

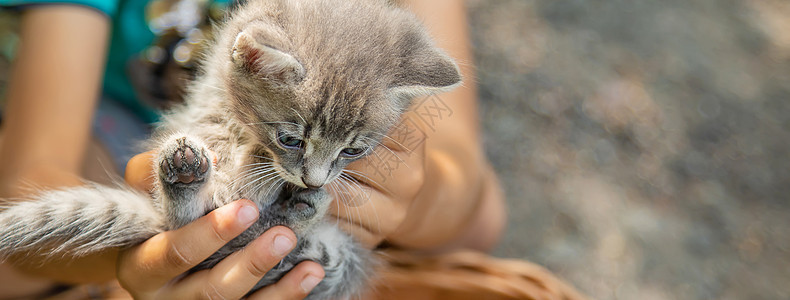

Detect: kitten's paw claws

[160,137,211,185]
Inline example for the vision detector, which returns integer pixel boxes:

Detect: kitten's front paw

[265,186,331,234]
[159,137,211,186]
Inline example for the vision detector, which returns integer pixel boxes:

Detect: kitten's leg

[252,224,372,300]
[300,225,371,300]
[157,136,214,229]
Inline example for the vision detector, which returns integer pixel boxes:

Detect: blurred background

[468,0,790,299]
[1,0,789,299]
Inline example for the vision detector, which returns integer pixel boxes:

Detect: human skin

[0,0,505,297]
[0,6,113,296]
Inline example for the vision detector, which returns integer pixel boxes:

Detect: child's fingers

[124,150,157,192]
[165,226,301,299]
[247,261,325,300]
[117,199,259,296]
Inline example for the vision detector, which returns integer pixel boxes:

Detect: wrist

[386,149,504,252]
[8,248,119,284]
[0,262,57,299]
[0,165,83,199]
[430,165,506,253]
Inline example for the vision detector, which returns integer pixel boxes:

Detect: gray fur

[0,184,163,257]
[0,0,460,298]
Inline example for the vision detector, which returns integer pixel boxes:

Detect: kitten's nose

[302,177,323,189]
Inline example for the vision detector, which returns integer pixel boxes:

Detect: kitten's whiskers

[327,183,343,227]
[343,169,386,192]
[335,174,381,235]
[230,166,280,197]
[366,133,411,153]
[339,173,381,234]
[334,177,365,234]
[227,164,276,187]
[196,82,228,93]
[289,107,307,125]
[360,136,410,170]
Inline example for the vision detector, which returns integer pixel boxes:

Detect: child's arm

[330,0,506,253]
[0,4,114,283]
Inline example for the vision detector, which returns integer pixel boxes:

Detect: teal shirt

[104,0,160,123]
[1,0,160,123]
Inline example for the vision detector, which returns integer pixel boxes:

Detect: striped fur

[0,184,162,257]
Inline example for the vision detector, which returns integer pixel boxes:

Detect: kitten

[0,0,460,298]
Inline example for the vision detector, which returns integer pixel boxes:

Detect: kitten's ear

[231,32,305,84]
[389,46,462,97]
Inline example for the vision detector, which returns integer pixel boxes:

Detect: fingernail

[237,205,258,225]
[272,235,294,257]
[300,274,322,293]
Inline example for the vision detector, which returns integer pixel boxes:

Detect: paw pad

[160,137,210,185]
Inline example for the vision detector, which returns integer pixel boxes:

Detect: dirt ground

[467,0,790,299]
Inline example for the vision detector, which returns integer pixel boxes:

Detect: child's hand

[116,200,324,299]
[124,156,325,299]
[326,115,427,249]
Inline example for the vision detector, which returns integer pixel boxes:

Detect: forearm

[0,6,108,196]
[8,250,119,284]
[0,5,115,283]
[388,0,506,252]
[424,163,505,252]
[387,144,505,252]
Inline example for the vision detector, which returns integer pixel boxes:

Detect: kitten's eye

[340,147,367,158]
[278,135,303,149]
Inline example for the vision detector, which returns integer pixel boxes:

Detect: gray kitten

[0,0,460,298]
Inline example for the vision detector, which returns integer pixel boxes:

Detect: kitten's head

[221,0,460,189]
